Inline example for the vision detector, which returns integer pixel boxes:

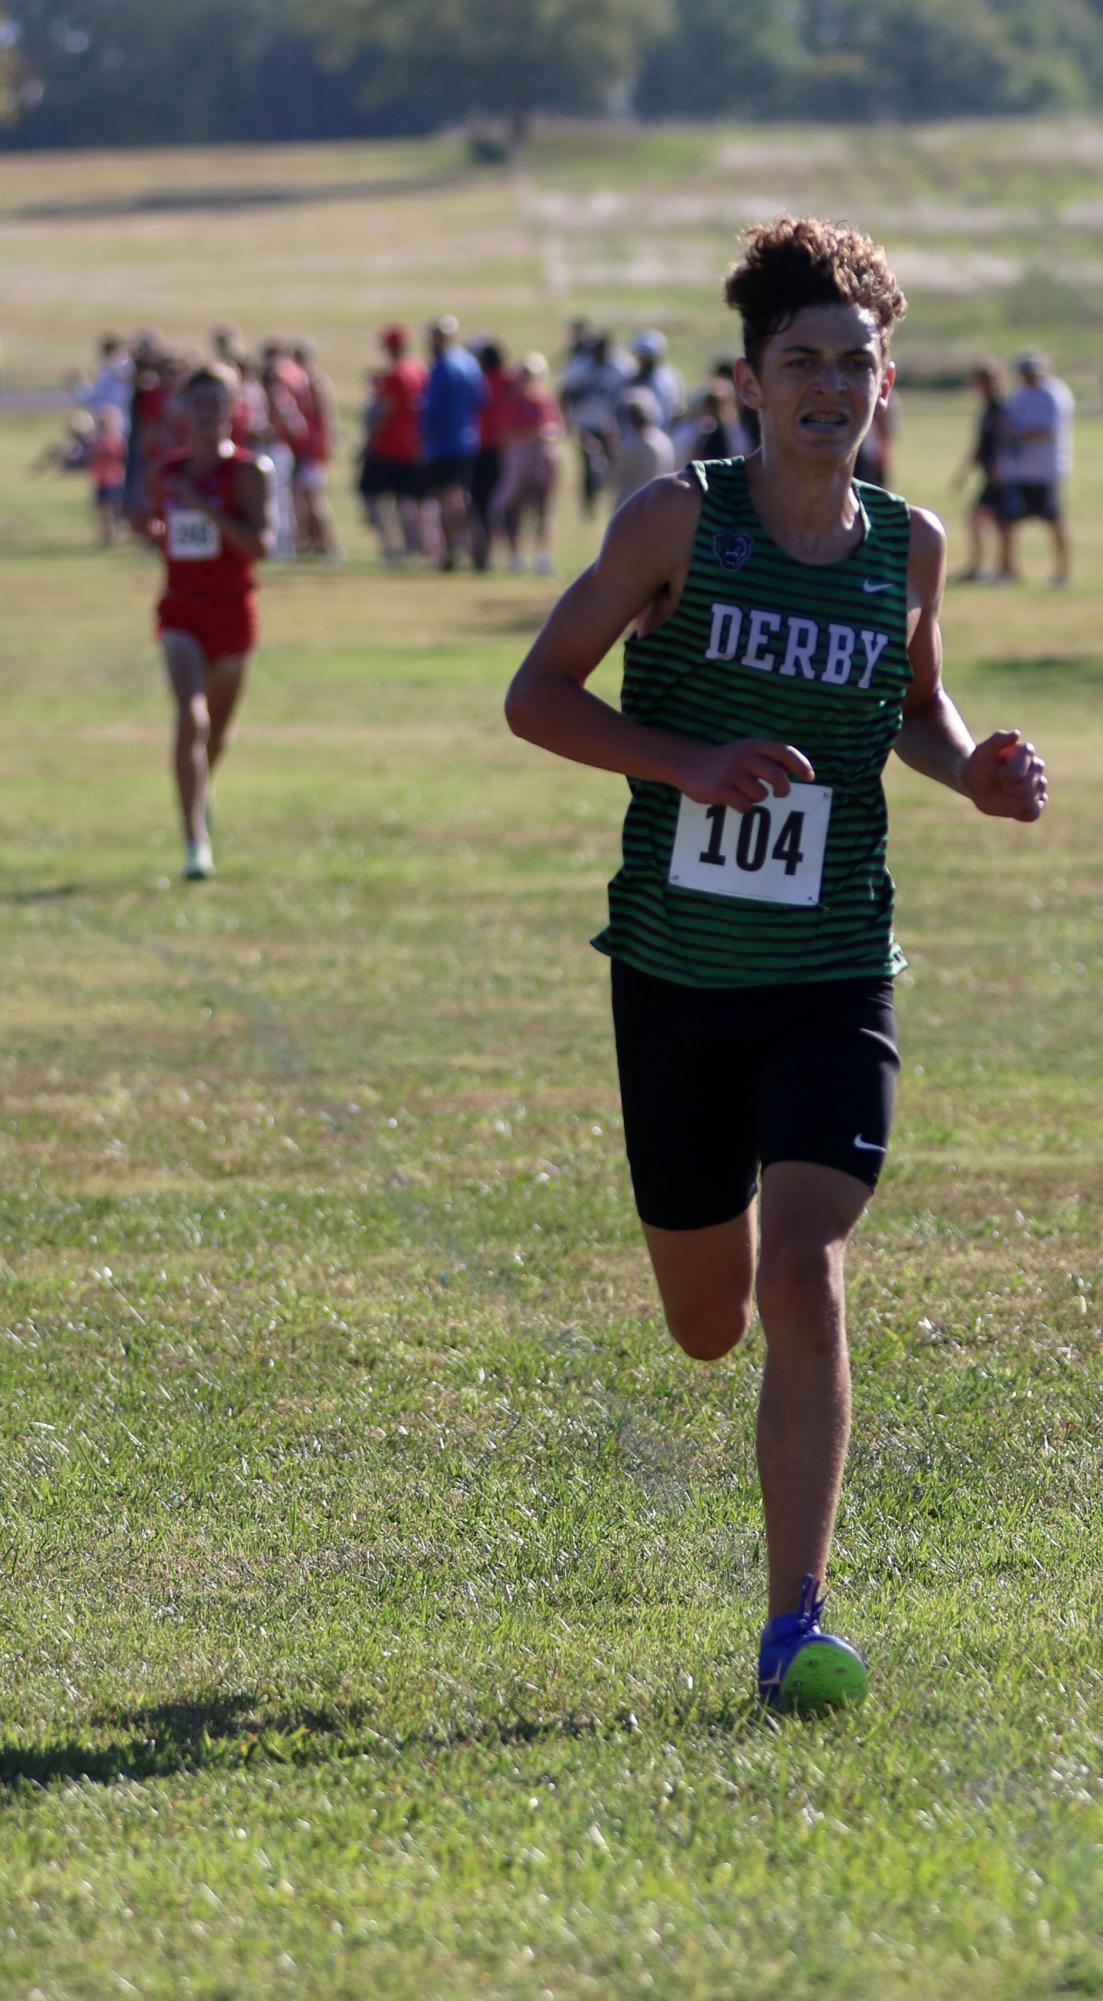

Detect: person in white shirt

[624,330,686,434]
[557,333,632,517]
[85,334,133,437]
[1002,351,1074,585]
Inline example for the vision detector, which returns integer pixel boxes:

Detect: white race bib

[167,508,220,560]
[668,783,832,908]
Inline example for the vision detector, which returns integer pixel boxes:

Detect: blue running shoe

[758,1574,869,1713]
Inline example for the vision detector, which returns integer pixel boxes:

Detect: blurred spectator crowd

[37,313,907,574]
[38,325,339,557]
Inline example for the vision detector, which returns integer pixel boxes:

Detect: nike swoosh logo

[853,1134,886,1152]
[862,579,891,593]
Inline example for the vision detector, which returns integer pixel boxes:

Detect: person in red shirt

[290,338,340,559]
[135,364,275,881]
[470,340,517,571]
[357,325,428,562]
[125,335,169,520]
[492,354,562,573]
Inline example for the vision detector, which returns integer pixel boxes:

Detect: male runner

[1001,350,1075,586]
[505,218,1047,1712]
[136,364,274,881]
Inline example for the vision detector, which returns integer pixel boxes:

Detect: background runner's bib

[592,456,914,989]
[157,449,257,604]
[166,508,221,560]
[669,784,832,907]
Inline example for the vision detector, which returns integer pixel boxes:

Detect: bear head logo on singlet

[713,532,754,574]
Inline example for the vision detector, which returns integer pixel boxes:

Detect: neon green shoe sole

[778,1638,869,1714]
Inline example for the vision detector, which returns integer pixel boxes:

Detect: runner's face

[739,304,892,466]
[186,384,233,446]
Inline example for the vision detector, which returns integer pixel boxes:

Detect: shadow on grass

[975,652,1103,683]
[0,1689,766,1792]
[7,174,465,225]
[0,884,82,905]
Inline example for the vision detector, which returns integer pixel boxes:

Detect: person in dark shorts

[359,326,429,563]
[1001,351,1075,585]
[506,217,1047,1712]
[470,341,516,571]
[952,360,1012,582]
[421,315,486,570]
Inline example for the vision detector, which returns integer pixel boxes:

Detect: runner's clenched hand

[673,739,816,812]
[965,731,1047,822]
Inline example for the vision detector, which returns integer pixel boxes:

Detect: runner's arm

[224,459,276,561]
[895,507,1046,821]
[130,469,165,545]
[505,476,815,811]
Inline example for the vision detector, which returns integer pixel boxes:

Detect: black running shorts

[610,959,900,1231]
[1003,480,1061,523]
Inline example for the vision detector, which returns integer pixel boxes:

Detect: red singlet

[155,447,259,663]
[479,366,518,451]
[293,375,330,464]
[372,359,427,464]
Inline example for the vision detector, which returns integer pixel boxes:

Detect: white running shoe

[184,839,215,882]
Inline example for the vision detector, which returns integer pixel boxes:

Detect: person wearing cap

[557,332,632,517]
[624,331,686,434]
[358,326,429,562]
[422,315,486,570]
[1001,350,1074,585]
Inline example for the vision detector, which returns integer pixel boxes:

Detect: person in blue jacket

[422,314,487,570]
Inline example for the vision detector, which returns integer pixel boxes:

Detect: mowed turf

[1,129,1102,2001]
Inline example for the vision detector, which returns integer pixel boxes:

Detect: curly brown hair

[725,217,907,372]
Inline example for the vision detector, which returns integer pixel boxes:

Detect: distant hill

[2,123,1103,393]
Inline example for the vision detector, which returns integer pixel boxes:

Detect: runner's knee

[666,1293,752,1363]
[756,1236,845,1340]
[178,696,210,745]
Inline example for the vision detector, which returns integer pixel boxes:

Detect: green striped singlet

[592,456,913,988]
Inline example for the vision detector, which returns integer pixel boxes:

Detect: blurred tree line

[3,0,1103,149]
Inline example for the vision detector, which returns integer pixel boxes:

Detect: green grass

[1,124,1103,2000]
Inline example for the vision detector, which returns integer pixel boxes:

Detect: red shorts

[157,592,258,664]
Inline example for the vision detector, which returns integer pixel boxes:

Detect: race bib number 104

[668,783,832,908]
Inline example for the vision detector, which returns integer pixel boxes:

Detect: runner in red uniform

[135,363,275,880]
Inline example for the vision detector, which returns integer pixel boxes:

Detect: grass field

[1,123,1103,2000]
